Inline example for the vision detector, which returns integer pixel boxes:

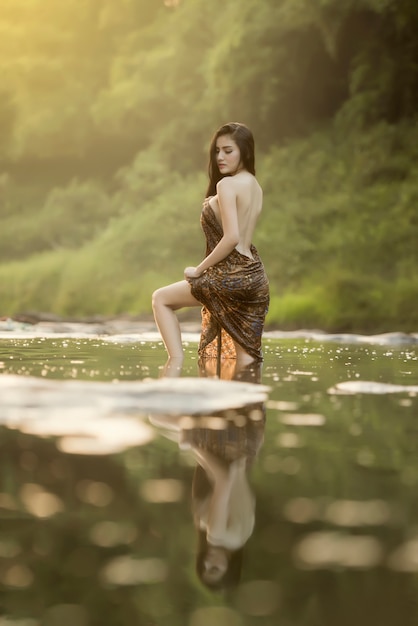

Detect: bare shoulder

[235,172,263,202]
[216,176,236,193]
[217,172,261,193]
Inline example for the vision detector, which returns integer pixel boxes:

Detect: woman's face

[215,134,242,175]
[202,546,229,585]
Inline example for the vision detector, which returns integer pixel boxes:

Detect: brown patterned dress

[187,204,269,361]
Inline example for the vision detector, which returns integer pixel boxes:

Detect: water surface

[0,328,417,626]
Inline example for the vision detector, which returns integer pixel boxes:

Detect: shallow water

[0,328,418,626]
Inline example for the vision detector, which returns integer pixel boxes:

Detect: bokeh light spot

[140,478,184,503]
[101,556,168,586]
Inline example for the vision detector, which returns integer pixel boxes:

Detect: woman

[152,122,270,366]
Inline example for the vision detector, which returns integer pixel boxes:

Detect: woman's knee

[152,285,178,311]
[152,287,167,310]
[152,281,198,311]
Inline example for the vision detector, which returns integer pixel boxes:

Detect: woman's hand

[184,266,202,279]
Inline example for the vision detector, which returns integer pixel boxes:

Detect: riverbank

[1,313,417,346]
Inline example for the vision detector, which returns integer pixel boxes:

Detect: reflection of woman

[186,402,265,589]
[182,361,265,589]
[152,122,269,368]
[192,455,252,588]
[149,361,266,589]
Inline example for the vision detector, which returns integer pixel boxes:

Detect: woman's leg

[232,341,256,367]
[152,280,201,358]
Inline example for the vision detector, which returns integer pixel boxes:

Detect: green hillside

[1,0,417,331]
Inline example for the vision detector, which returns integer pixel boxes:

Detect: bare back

[209,171,262,259]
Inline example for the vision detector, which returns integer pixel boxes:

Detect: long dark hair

[206,122,256,197]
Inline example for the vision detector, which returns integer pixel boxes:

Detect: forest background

[0,0,417,332]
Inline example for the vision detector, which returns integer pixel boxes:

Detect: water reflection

[0,335,418,624]
[150,359,266,591]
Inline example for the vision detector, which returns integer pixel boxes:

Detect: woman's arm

[184,178,239,278]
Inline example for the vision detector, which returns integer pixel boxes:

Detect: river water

[0,324,417,626]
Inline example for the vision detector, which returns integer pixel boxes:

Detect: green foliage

[0,180,114,261]
[0,167,206,316]
[0,249,69,313]
[0,0,418,330]
[260,120,418,331]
